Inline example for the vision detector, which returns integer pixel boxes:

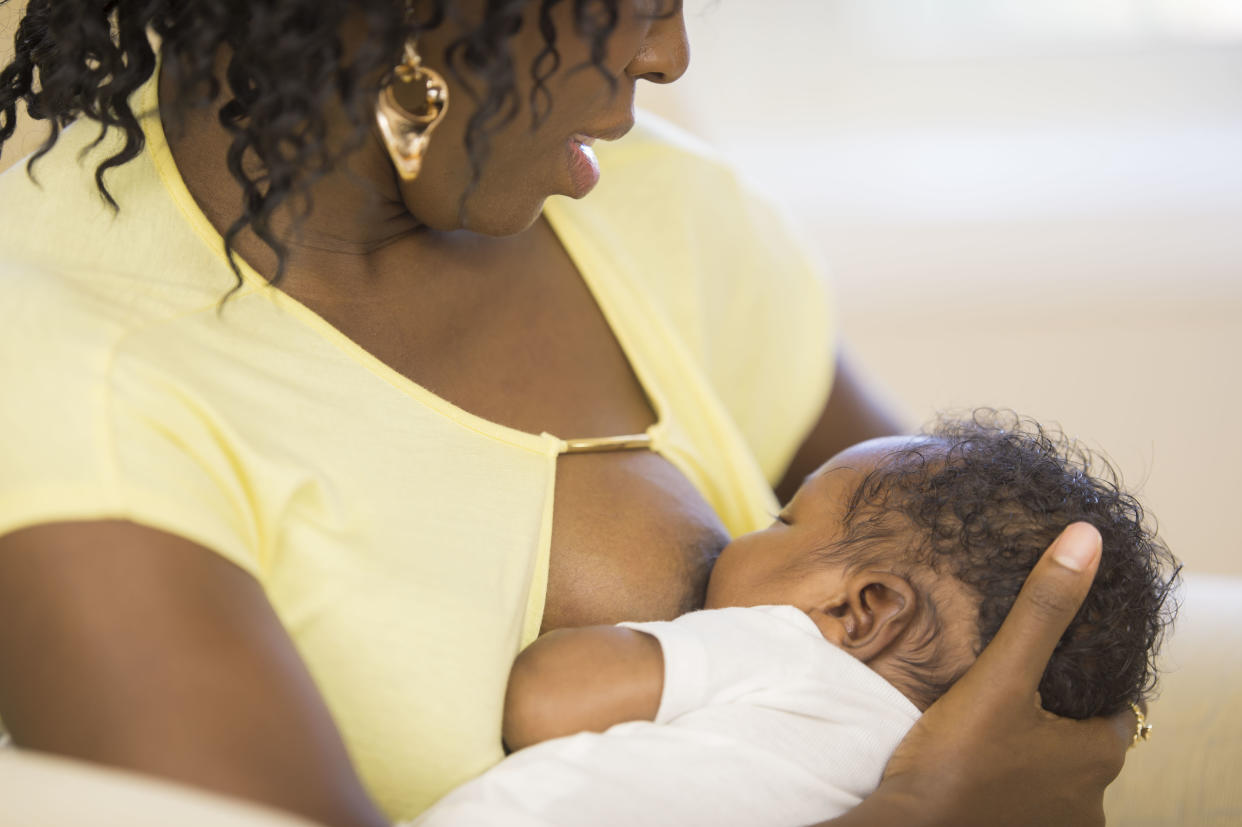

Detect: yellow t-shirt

[0,75,834,819]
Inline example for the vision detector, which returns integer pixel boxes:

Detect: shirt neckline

[132,65,670,457]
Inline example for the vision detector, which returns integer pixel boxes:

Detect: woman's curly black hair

[826,410,1181,718]
[0,0,678,289]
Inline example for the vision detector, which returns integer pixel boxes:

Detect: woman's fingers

[1049,707,1134,789]
[967,522,1103,697]
[1102,705,1139,776]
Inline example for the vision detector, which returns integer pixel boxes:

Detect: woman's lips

[566,134,601,198]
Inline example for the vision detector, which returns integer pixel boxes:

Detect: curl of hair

[0,0,676,298]
[830,410,1181,719]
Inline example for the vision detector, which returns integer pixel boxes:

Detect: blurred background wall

[647,0,1242,581]
[0,1,39,163]
[2,0,1239,578]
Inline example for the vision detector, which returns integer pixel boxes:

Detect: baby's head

[706,411,1180,717]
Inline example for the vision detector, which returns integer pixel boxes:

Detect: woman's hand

[827,522,1135,827]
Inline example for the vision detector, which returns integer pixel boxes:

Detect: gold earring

[375,39,450,182]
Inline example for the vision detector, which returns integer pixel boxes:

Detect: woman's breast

[541,450,731,633]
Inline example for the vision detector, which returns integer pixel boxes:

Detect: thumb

[968,522,1102,696]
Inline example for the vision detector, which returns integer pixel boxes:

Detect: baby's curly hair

[832,410,1180,719]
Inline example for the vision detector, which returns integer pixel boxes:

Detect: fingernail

[1052,523,1101,572]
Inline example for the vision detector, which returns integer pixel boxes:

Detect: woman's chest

[280,221,735,629]
[176,242,779,816]
[543,450,729,632]
[242,405,732,817]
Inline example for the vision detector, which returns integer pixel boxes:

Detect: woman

[0,2,1133,825]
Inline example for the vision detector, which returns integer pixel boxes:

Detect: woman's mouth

[566,134,601,198]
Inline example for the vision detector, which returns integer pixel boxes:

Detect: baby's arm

[502,626,663,752]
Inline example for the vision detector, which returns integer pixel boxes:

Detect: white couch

[1103,574,1242,826]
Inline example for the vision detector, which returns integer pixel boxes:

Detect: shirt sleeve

[617,615,712,724]
[0,260,264,579]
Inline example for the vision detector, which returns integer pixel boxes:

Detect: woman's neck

[156,53,429,288]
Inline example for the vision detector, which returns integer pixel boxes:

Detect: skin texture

[0,2,1132,825]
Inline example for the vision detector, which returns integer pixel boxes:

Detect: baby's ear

[807,571,918,664]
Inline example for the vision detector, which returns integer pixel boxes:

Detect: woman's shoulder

[0,250,238,362]
[0,123,253,374]
[0,254,141,358]
[0,251,268,578]
[587,111,825,290]
[569,114,836,487]
[0,119,239,310]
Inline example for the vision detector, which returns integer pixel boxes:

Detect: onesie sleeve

[0,260,264,579]
[618,615,713,724]
[620,606,820,724]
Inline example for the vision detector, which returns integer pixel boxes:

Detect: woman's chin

[463,201,550,238]
[402,191,549,238]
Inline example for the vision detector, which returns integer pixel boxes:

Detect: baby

[412,412,1180,827]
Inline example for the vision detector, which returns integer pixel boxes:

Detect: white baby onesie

[410,605,921,827]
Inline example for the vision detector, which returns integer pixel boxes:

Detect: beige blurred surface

[1102,573,1242,827]
[0,0,39,169]
[639,0,1242,580]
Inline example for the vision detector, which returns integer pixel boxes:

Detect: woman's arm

[502,626,663,751]
[821,523,1132,827]
[0,520,390,827]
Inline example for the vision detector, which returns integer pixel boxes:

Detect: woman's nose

[627,8,690,85]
